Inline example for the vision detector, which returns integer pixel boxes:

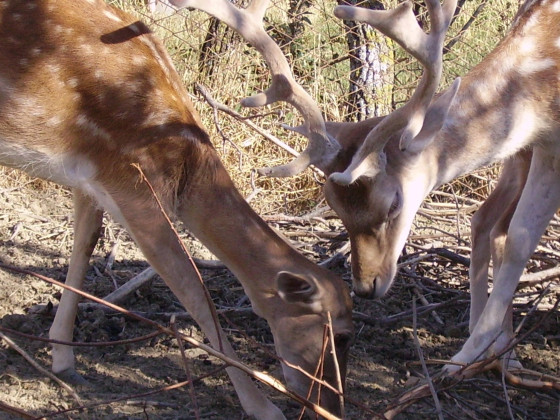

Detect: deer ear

[276,271,323,313]
[401,77,461,153]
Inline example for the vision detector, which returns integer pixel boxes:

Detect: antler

[170,0,339,177]
[330,0,460,185]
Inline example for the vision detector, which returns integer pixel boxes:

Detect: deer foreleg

[49,190,103,383]
[469,152,530,368]
[449,147,560,372]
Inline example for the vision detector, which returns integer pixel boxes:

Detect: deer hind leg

[449,147,560,371]
[50,190,103,383]
[104,189,285,420]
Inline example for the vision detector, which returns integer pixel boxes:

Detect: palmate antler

[329,0,460,185]
[170,0,340,177]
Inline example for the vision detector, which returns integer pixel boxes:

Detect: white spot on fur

[518,37,536,54]
[46,115,63,127]
[518,57,556,75]
[67,78,79,88]
[103,9,122,22]
[75,115,112,141]
[525,9,541,30]
[497,105,539,159]
[81,44,93,56]
[132,55,147,66]
[552,0,560,12]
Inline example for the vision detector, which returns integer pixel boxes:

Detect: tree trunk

[338,0,394,121]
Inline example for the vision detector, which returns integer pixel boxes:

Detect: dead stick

[171,315,200,420]
[0,401,35,420]
[0,326,162,348]
[101,266,156,304]
[0,332,82,404]
[519,266,560,287]
[195,83,299,158]
[327,312,345,418]
[412,298,443,419]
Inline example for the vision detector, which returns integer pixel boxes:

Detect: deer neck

[177,158,306,318]
[419,19,557,190]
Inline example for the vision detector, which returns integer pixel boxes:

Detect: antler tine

[329,0,458,185]
[170,0,339,177]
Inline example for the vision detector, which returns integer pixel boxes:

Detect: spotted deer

[0,0,355,417]
[325,0,560,371]
[173,0,559,371]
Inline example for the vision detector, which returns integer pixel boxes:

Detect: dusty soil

[1,171,559,419]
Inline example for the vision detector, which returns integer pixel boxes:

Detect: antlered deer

[172,0,559,371]
[0,0,354,417]
[326,0,560,371]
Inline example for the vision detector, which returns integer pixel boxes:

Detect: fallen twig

[195,83,299,157]
[0,401,36,420]
[412,298,443,420]
[384,296,560,418]
[171,315,200,420]
[0,331,82,404]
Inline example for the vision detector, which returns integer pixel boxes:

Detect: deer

[172,0,559,372]
[325,0,560,372]
[0,0,355,418]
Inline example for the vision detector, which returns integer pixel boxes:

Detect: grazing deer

[0,0,355,417]
[173,0,559,370]
[326,0,560,371]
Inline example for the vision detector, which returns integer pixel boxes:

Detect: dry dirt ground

[1,171,559,419]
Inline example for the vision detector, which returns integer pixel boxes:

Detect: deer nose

[351,277,376,299]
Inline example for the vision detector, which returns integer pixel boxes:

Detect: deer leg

[488,194,524,369]
[449,147,560,371]
[469,190,501,334]
[107,191,286,420]
[469,152,530,368]
[50,190,103,383]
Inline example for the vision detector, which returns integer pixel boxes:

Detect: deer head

[325,0,460,299]
[170,0,459,299]
[169,0,459,300]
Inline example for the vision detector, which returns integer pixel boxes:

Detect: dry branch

[196,83,299,158]
[0,332,82,404]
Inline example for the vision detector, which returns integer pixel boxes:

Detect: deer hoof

[56,368,89,386]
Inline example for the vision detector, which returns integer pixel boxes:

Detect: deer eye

[387,189,402,220]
